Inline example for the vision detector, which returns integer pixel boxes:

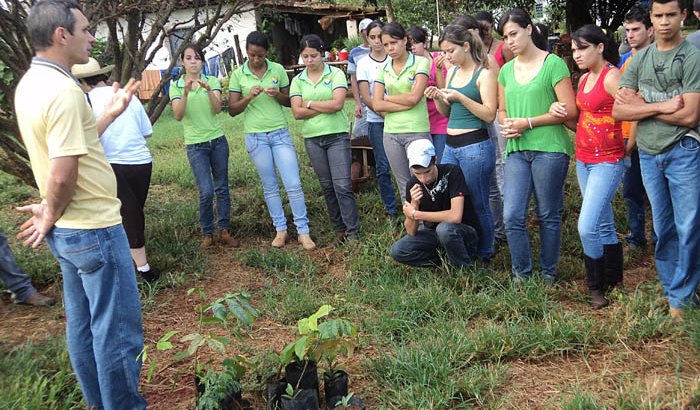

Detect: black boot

[603,243,623,291]
[584,254,608,309]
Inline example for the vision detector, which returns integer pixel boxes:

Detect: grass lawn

[1,101,700,409]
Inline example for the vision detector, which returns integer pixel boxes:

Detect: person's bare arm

[16,156,79,248]
[385,73,429,107]
[612,87,682,121]
[302,87,347,114]
[655,93,700,128]
[411,195,464,224]
[350,74,363,119]
[442,68,498,123]
[373,82,412,112]
[507,77,578,135]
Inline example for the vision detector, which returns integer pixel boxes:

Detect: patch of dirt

[502,340,700,409]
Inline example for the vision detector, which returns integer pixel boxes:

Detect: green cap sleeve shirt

[229,59,291,134]
[375,53,430,134]
[290,64,349,138]
[498,54,573,156]
[169,74,225,145]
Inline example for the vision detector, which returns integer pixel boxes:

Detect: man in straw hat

[72,58,158,284]
[13,1,146,408]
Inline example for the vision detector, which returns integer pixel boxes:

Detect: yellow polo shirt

[14,58,122,229]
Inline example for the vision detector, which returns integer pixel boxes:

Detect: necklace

[418,169,450,202]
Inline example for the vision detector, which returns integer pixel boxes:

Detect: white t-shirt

[89,86,153,165]
[355,53,388,123]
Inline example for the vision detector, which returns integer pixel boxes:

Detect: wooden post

[234,34,245,65]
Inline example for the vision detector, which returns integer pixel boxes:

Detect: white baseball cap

[407,139,436,168]
[359,18,373,32]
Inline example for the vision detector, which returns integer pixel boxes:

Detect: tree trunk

[384,0,396,22]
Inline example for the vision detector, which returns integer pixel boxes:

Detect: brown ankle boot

[200,235,214,249]
[298,233,316,250]
[218,229,240,248]
[271,231,288,248]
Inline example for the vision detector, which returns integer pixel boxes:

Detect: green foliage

[280,305,357,373]
[0,337,84,409]
[197,356,248,410]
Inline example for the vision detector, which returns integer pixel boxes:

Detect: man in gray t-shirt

[613,0,700,318]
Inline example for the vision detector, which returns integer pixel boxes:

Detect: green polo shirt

[169,74,224,145]
[229,59,290,133]
[289,64,348,138]
[376,53,430,133]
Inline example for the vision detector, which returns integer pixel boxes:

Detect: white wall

[94,5,257,71]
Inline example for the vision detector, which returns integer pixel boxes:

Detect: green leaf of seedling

[211,303,228,322]
[280,342,296,364]
[181,333,205,356]
[299,305,334,334]
[136,346,148,363]
[146,359,158,382]
[207,337,226,354]
[173,351,190,361]
[294,336,308,361]
[200,316,223,324]
[226,298,253,325]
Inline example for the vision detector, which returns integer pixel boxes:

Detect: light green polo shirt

[229,59,290,133]
[289,64,348,138]
[376,53,430,133]
[169,74,224,144]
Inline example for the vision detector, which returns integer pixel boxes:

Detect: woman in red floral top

[550,24,624,309]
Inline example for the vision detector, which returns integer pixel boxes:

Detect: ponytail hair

[382,22,411,51]
[571,24,620,67]
[439,24,489,69]
[299,34,324,53]
[498,8,547,51]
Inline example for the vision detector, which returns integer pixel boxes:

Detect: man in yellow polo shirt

[13,1,146,409]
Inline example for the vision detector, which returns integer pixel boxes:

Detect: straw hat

[71,57,114,79]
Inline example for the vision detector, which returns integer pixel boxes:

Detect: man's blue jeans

[442,139,496,259]
[186,136,231,236]
[304,132,360,234]
[390,222,478,268]
[623,144,652,246]
[504,151,570,280]
[487,120,507,241]
[367,122,398,216]
[46,225,146,409]
[0,228,37,302]
[576,159,624,259]
[639,136,700,309]
[245,128,310,234]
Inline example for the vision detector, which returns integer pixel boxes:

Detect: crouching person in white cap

[390,139,481,268]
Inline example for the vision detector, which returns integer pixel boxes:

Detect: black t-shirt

[404,164,481,233]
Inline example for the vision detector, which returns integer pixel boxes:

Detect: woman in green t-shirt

[228,31,315,250]
[497,9,577,284]
[372,22,431,204]
[290,34,360,241]
[170,43,238,249]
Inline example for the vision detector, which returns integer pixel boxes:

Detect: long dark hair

[498,8,547,51]
[571,24,620,67]
[180,43,205,61]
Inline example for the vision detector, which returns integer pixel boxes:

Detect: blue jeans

[623,144,652,246]
[487,120,506,240]
[0,228,37,302]
[368,122,398,216]
[639,136,700,309]
[246,128,310,234]
[46,225,146,410]
[576,159,624,259]
[390,222,478,268]
[442,139,496,259]
[186,136,231,236]
[432,133,447,164]
[304,133,360,234]
[504,151,570,280]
